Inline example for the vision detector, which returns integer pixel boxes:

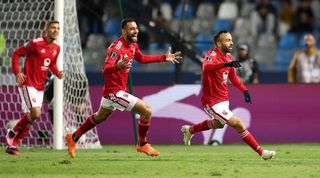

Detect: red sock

[13,113,32,133]
[13,125,31,146]
[12,113,33,146]
[239,129,263,155]
[189,120,211,134]
[73,115,98,140]
[138,118,150,145]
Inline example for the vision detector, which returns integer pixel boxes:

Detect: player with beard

[181,30,276,160]
[6,21,64,155]
[65,18,182,158]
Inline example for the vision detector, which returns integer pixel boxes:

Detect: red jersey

[11,36,60,91]
[201,48,247,106]
[102,37,166,97]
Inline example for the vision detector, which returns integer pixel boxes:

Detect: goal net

[0,0,101,148]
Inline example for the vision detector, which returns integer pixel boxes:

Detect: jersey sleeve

[134,45,166,64]
[202,53,225,72]
[11,40,36,75]
[229,67,248,92]
[102,44,121,76]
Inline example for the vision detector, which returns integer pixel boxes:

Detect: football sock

[189,120,211,134]
[138,118,150,146]
[13,113,32,133]
[13,113,34,146]
[73,114,98,142]
[239,129,263,155]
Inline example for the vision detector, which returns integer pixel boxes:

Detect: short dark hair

[121,18,136,29]
[46,20,59,27]
[213,30,229,45]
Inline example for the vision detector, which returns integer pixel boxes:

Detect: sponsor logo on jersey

[41,58,51,71]
[115,41,123,50]
[222,71,229,85]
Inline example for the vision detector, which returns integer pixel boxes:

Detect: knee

[141,104,152,119]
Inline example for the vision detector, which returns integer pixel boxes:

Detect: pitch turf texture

[1,144,319,178]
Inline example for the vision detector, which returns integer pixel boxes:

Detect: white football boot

[261,149,276,160]
[181,125,194,146]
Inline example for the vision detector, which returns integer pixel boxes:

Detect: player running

[6,21,64,155]
[65,18,182,158]
[181,30,276,160]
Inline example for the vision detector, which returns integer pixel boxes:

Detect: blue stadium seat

[274,49,293,71]
[194,33,213,55]
[174,3,194,20]
[104,18,121,37]
[278,32,297,49]
[212,19,233,33]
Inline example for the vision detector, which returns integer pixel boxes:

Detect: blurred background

[77,0,320,85]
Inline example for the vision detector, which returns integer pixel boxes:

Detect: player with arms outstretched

[181,30,276,160]
[6,21,64,155]
[65,18,182,158]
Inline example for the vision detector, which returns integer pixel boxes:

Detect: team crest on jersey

[41,49,45,53]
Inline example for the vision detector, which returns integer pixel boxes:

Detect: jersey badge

[205,56,212,61]
[41,49,45,53]
[109,51,117,59]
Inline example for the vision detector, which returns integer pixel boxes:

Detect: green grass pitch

[1,144,319,178]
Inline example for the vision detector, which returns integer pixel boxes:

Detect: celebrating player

[65,18,182,158]
[6,21,64,155]
[181,30,276,160]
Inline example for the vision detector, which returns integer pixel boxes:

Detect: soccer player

[65,18,182,158]
[181,30,276,160]
[6,21,64,155]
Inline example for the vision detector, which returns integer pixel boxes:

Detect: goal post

[53,0,64,150]
[0,0,101,149]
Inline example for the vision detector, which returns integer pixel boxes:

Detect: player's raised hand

[165,46,183,64]
[57,71,64,79]
[116,55,132,69]
[15,72,27,84]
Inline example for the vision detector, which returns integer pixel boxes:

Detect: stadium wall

[90,84,320,145]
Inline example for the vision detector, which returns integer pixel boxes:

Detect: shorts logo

[222,110,228,116]
[32,98,37,102]
[123,93,129,98]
